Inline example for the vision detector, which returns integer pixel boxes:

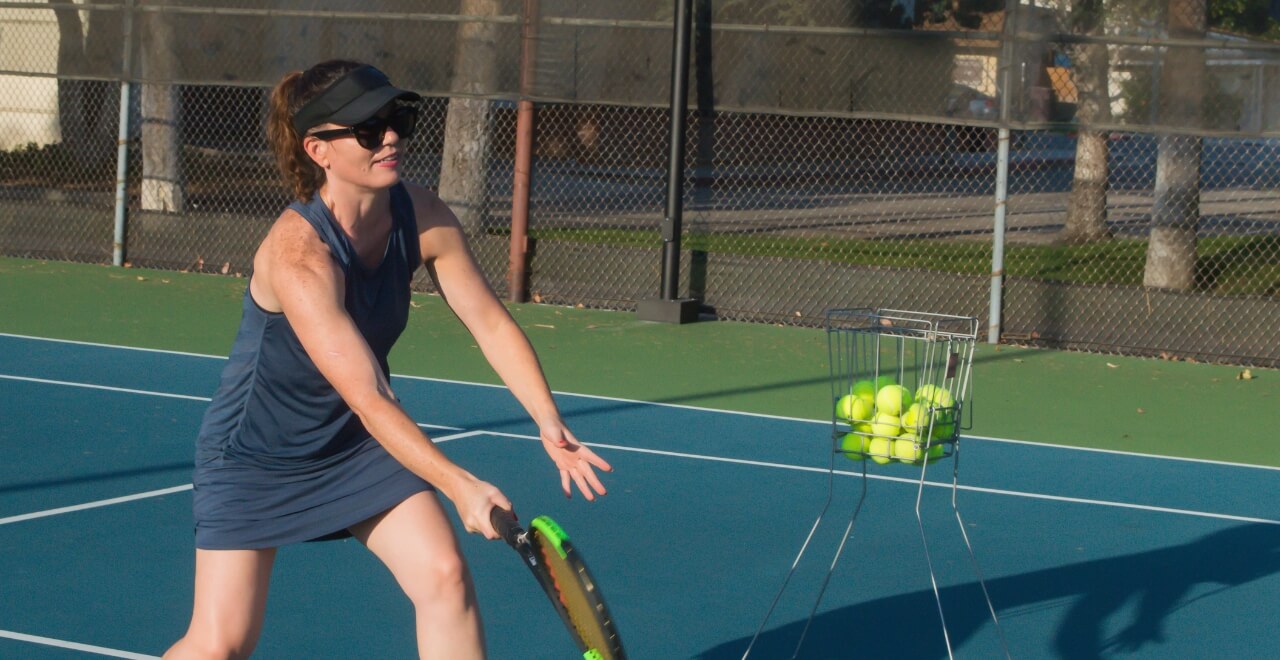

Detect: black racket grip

[490,506,524,548]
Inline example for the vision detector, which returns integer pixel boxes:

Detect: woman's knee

[166,629,259,660]
[404,550,473,609]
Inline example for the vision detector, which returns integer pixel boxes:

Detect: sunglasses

[308,106,418,150]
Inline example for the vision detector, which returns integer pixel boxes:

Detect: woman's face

[305,103,409,191]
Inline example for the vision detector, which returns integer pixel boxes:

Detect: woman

[165,60,612,659]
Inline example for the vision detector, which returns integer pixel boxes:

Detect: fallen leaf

[1237,369,1254,381]
[136,276,147,281]
[1013,359,1023,363]
[1106,363,1119,369]
[220,262,230,275]
[1136,408,1145,414]
[534,324,556,329]
[410,301,422,308]
[532,292,544,303]
[575,303,585,309]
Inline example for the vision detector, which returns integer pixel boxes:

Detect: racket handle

[489,506,524,548]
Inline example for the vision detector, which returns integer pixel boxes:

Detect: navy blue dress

[192,183,432,550]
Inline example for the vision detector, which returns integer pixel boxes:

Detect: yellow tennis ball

[875,384,912,417]
[875,374,897,390]
[928,410,956,440]
[839,432,867,461]
[893,435,923,463]
[851,380,876,399]
[925,443,946,463]
[931,387,955,409]
[867,437,893,464]
[900,402,927,434]
[836,394,875,422]
[915,384,937,406]
[870,412,902,438]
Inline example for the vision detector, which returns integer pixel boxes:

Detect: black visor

[292,65,421,134]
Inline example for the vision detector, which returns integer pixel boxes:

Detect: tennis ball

[931,387,955,410]
[915,384,938,406]
[925,443,946,463]
[893,435,923,463]
[875,384,912,417]
[836,394,875,422]
[875,374,897,390]
[900,402,927,434]
[928,410,956,440]
[867,437,893,464]
[870,412,902,438]
[839,432,867,461]
[851,380,876,399]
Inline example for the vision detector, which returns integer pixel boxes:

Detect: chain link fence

[1,1,1277,367]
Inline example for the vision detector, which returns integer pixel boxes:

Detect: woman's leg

[164,547,277,660]
[349,491,484,660]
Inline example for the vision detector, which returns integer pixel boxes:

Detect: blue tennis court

[2,332,1278,659]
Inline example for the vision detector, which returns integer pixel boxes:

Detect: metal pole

[989,0,1018,344]
[989,129,1009,344]
[660,0,692,301]
[112,0,135,267]
[507,0,538,303]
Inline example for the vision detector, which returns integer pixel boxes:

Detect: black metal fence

[1,2,1277,366]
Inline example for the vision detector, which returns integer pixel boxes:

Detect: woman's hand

[447,473,512,540]
[539,420,613,501]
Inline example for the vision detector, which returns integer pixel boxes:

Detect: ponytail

[266,60,364,201]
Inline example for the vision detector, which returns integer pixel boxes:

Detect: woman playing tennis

[164,60,612,659]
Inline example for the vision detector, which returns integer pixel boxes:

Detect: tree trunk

[47,0,113,164]
[438,0,501,236]
[1144,0,1206,290]
[1061,0,1111,244]
[1145,134,1201,289]
[140,5,184,213]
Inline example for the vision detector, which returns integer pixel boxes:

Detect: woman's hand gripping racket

[490,507,625,660]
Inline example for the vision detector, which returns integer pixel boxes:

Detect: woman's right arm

[254,211,510,538]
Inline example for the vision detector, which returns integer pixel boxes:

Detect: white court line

[0,485,193,526]
[0,372,462,433]
[0,374,212,402]
[479,430,1280,527]
[4,331,1278,473]
[0,431,482,527]
[0,630,158,659]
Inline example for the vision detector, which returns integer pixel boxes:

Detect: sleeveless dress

[192,183,432,550]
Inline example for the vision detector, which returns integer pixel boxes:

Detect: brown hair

[266,59,365,201]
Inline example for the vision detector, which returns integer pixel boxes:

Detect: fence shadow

[697,522,1280,660]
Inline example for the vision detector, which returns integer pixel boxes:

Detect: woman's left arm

[409,184,612,500]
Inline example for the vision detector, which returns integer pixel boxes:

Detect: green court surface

[1,256,1275,466]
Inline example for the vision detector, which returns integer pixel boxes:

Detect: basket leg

[741,459,852,659]
[789,465,869,660]
[916,454,957,659]
[947,442,1012,659]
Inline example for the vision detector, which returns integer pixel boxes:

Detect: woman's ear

[302,135,330,169]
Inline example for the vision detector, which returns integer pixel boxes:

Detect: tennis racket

[490,507,625,660]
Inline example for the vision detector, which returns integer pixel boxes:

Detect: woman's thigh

[349,491,473,602]
[186,548,277,648]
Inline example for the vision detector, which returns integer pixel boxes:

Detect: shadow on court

[697,523,1280,660]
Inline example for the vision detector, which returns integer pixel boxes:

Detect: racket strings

[538,541,617,657]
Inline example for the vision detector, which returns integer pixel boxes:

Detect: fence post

[989,0,1019,344]
[112,0,135,267]
[507,0,538,303]
[637,0,699,323]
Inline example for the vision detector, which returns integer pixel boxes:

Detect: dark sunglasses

[308,106,418,150]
